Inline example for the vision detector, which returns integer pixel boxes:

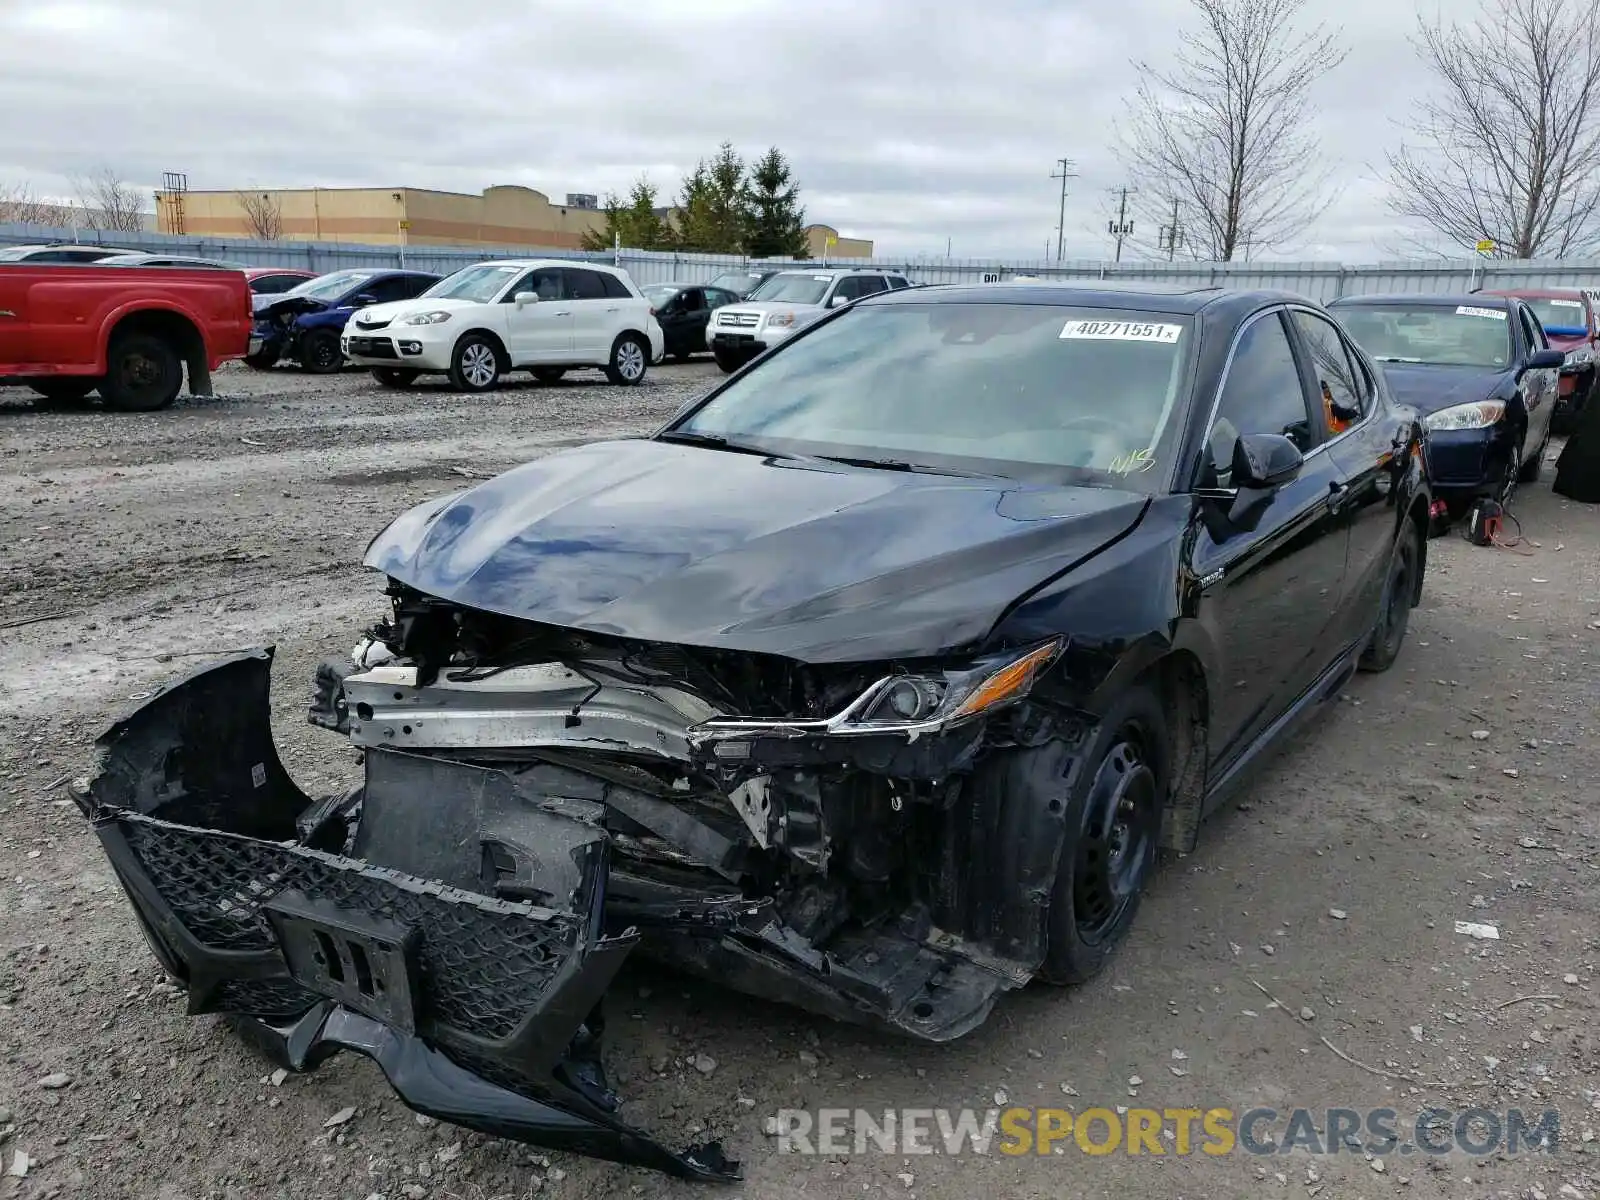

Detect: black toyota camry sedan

[77,283,1430,1181]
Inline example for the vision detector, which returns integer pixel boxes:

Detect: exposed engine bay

[78,579,1090,1180]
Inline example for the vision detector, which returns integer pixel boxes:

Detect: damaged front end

[79,584,1090,1179]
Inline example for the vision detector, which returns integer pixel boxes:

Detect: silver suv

[707,267,912,372]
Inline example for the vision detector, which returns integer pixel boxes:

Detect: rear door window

[563,269,608,301]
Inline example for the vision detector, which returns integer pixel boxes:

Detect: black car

[642,282,741,359]
[77,284,1429,1182]
[1329,293,1564,515]
[249,269,440,372]
[704,268,779,299]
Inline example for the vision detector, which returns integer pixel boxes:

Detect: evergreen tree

[704,142,751,254]
[579,177,670,251]
[670,162,719,251]
[743,147,809,259]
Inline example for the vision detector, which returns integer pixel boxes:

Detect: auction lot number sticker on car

[1061,319,1183,342]
[1455,305,1507,320]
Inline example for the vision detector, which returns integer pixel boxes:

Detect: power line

[1051,158,1077,262]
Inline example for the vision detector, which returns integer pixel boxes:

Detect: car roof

[468,258,617,271]
[1329,292,1518,309]
[866,281,1304,317]
[1480,286,1588,300]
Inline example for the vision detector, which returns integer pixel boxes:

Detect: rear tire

[1037,684,1168,985]
[532,367,567,384]
[449,334,502,393]
[371,368,418,389]
[100,333,183,412]
[298,330,343,375]
[28,379,97,405]
[1359,517,1420,673]
[604,334,649,386]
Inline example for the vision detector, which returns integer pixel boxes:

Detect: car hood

[365,438,1150,663]
[715,300,828,320]
[348,296,474,328]
[1542,332,1588,351]
[1378,363,1510,416]
[254,293,330,318]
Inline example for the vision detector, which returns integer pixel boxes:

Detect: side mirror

[514,291,537,307]
[1524,348,1565,372]
[828,293,852,307]
[1232,433,1304,489]
[352,293,377,306]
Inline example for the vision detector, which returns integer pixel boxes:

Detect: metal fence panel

[10,219,1600,297]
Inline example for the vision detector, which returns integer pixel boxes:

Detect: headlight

[402,310,453,326]
[689,639,1065,751]
[765,312,797,328]
[1423,400,1506,431]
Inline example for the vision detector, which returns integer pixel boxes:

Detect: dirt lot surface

[0,363,1596,1200]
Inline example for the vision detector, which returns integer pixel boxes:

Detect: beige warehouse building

[154,184,873,257]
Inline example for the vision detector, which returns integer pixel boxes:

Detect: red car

[1483,287,1597,432]
[0,263,252,410]
[244,267,318,296]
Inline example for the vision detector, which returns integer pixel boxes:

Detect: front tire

[712,348,743,374]
[371,368,418,389]
[1359,517,1420,673]
[243,351,279,371]
[449,335,502,393]
[604,334,649,386]
[1038,684,1168,985]
[298,330,343,375]
[100,333,183,412]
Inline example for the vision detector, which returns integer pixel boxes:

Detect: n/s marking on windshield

[1060,320,1183,342]
[1109,447,1158,474]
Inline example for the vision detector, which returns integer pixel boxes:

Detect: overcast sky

[0,0,1449,262]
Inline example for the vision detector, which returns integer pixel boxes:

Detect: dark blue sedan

[250,269,439,373]
[1329,293,1564,515]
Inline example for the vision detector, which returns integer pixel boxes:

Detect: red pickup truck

[0,264,254,410]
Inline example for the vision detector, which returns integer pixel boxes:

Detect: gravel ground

[0,361,1597,1200]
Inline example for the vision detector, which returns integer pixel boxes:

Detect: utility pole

[1159,197,1186,261]
[1107,186,1136,263]
[1050,158,1077,262]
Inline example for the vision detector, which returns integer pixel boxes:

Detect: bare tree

[70,166,147,234]
[0,182,56,226]
[236,190,283,241]
[1118,0,1347,261]
[1388,0,1600,259]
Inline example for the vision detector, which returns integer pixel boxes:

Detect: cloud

[0,0,1439,260]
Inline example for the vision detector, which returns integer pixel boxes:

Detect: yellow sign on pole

[1475,238,1495,254]
[399,220,412,231]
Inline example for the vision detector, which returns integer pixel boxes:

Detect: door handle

[0,310,16,318]
[552,310,571,316]
[1326,480,1351,511]
[606,306,620,313]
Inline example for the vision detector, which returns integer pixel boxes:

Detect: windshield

[287,270,375,300]
[1336,304,1513,369]
[643,285,681,306]
[747,272,834,305]
[422,263,525,302]
[1523,296,1589,334]
[709,271,765,294]
[670,303,1192,488]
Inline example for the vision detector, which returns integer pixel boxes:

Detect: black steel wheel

[1039,684,1168,985]
[298,330,343,374]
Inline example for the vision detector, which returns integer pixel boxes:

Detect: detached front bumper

[75,649,737,1183]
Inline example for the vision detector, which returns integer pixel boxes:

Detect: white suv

[341,259,665,392]
[707,268,913,373]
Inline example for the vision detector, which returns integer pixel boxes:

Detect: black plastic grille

[120,815,582,1041]
[213,978,321,1019]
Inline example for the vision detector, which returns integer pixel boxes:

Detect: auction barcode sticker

[1456,305,1507,320]
[1551,298,1583,307]
[1061,319,1183,342]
